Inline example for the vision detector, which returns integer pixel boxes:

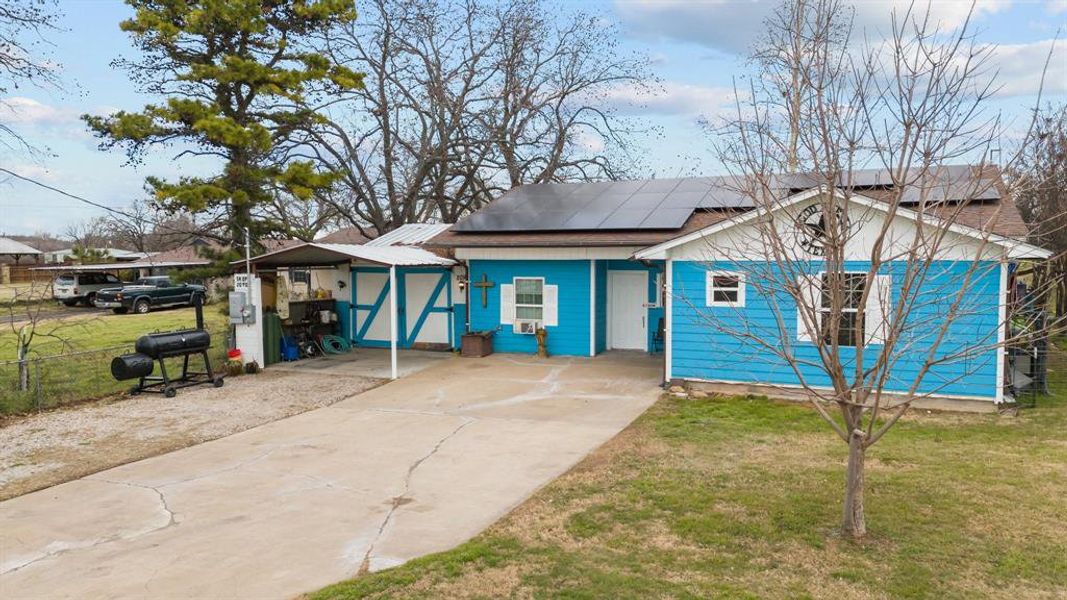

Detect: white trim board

[996,262,1008,404]
[589,260,596,357]
[664,259,673,382]
[456,246,642,261]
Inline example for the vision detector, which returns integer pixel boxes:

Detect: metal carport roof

[235,242,454,269]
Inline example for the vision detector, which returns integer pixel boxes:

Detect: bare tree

[5,280,75,392]
[686,0,1056,538]
[0,0,61,153]
[62,217,111,252]
[1010,103,1067,316]
[103,198,209,253]
[268,192,339,241]
[297,0,652,236]
[750,0,853,172]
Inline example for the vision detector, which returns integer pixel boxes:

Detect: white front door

[608,271,647,350]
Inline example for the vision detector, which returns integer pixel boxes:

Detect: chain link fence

[0,328,231,414]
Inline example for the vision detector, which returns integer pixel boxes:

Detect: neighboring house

[43,247,148,264]
[30,245,214,281]
[317,226,373,245]
[425,165,1047,409]
[0,237,43,264]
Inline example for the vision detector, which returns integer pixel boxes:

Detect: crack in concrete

[356,417,474,575]
[1,479,177,575]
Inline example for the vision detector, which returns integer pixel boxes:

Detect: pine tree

[84,0,363,245]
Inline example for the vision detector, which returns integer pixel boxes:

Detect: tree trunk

[841,428,867,538]
[16,344,29,392]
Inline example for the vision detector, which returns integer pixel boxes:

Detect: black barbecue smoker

[110,295,224,397]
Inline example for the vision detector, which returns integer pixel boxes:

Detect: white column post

[589,260,596,357]
[389,265,398,380]
[664,258,673,383]
[995,261,1008,403]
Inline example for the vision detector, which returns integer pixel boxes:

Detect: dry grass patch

[312,376,1067,600]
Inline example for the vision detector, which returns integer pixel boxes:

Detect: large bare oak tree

[295,0,654,237]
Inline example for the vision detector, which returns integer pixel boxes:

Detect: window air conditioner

[513,319,540,335]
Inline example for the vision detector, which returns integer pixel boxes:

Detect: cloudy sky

[1,0,1064,236]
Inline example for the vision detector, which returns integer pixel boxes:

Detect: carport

[237,242,458,380]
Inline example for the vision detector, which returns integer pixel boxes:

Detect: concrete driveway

[0,352,661,599]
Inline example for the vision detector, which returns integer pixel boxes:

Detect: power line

[2,167,154,225]
[0,167,218,241]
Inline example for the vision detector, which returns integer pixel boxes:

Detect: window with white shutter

[543,284,559,326]
[500,283,515,324]
[864,275,891,346]
[796,274,821,342]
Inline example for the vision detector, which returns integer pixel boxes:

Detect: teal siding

[336,300,352,341]
[469,260,592,356]
[452,303,466,349]
[595,260,607,353]
[670,260,1001,398]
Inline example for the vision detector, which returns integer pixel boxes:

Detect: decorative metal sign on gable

[795,204,849,257]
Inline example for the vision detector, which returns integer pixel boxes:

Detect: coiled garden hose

[320,335,352,354]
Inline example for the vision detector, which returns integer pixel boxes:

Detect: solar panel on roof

[636,178,682,193]
[658,191,710,209]
[620,192,668,211]
[450,166,999,232]
[599,209,658,229]
[640,208,696,229]
[701,187,756,209]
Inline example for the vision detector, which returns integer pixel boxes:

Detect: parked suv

[94,276,207,314]
[52,272,124,307]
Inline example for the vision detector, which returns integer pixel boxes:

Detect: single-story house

[235,165,1048,410]
[43,247,148,264]
[424,165,1047,410]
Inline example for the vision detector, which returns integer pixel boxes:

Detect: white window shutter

[864,275,891,346]
[797,274,821,342]
[500,283,515,325]
[543,284,559,326]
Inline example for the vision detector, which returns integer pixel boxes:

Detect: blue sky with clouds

[1,0,1064,236]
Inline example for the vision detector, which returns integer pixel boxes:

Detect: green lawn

[0,305,228,357]
[312,367,1067,598]
[0,305,230,413]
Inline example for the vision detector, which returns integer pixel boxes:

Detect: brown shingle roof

[317,226,372,245]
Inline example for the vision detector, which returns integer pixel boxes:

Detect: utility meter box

[229,291,256,325]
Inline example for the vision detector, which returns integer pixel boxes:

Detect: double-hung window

[820,273,865,347]
[706,271,745,307]
[514,278,544,321]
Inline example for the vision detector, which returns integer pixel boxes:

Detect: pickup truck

[95,276,207,314]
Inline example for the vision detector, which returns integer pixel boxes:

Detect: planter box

[460,331,494,357]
